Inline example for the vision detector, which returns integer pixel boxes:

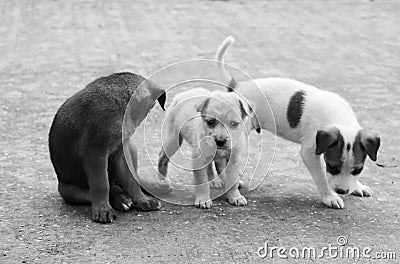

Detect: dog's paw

[133,196,161,211]
[238,180,244,189]
[195,197,212,209]
[352,182,373,197]
[228,195,248,206]
[110,192,132,211]
[210,177,224,189]
[322,192,344,209]
[92,203,117,224]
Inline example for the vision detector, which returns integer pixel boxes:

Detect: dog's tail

[216,36,237,92]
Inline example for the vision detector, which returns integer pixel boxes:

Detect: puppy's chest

[214,149,231,160]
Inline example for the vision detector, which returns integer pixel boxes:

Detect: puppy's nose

[214,138,227,147]
[335,188,349,195]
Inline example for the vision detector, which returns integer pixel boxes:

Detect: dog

[215,36,381,209]
[157,88,254,208]
[49,72,167,223]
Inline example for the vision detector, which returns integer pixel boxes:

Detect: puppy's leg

[116,139,161,211]
[83,152,116,223]
[58,182,91,205]
[300,146,344,209]
[109,184,133,211]
[222,159,247,206]
[208,163,223,189]
[352,180,373,197]
[193,168,212,209]
[158,132,182,180]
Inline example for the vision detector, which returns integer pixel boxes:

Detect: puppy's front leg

[83,152,116,223]
[217,159,247,206]
[352,180,373,197]
[193,167,212,209]
[117,139,161,211]
[300,146,344,209]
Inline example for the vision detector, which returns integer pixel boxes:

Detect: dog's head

[315,126,380,195]
[196,92,254,150]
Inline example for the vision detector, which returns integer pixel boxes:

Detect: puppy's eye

[206,119,216,127]
[326,163,341,175]
[230,122,239,128]
[351,167,363,176]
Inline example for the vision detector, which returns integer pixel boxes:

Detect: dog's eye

[351,167,363,176]
[326,163,341,175]
[230,122,239,128]
[206,119,216,127]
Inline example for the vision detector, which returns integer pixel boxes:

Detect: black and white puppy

[216,37,380,209]
[49,72,166,223]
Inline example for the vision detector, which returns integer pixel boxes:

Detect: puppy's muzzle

[214,137,227,148]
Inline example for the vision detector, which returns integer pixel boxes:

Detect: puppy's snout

[335,188,349,195]
[214,138,227,147]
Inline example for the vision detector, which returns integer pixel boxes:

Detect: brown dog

[49,72,166,223]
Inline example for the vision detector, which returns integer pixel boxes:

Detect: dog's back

[49,72,146,187]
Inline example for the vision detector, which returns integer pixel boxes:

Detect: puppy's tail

[216,36,237,92]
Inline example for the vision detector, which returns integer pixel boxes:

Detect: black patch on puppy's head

[315,127,345,175]
[287,90,306,128]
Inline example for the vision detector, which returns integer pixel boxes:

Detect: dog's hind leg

[157,132,182,179]
[58,182,91,205]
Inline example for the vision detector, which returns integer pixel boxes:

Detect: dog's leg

[215,158,247,206]
[208,163,224,189]
[300,146,344,209]
[352,180,373,197]
[109,184,133,211]
[82,152,117,223]
[158,133,182,180]
[116,139,161,211]
[193,168,212,209]
[58,182,91,205]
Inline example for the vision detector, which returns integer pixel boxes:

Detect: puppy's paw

[110,192,132,211]
[195,197,212,209]
[210,177,224,189]
[92,203,117,224]
[228,195,247,206]
[322,192,344,209]
[352,182,373,197]
[133,196,161,211]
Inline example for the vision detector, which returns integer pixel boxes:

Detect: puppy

[49,72,166,223]
[216,37,381,209]
[157,88,253,208]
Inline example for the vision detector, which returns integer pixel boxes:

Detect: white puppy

[216,36,381,209]
[157,88,253,208]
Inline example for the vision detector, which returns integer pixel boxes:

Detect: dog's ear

[238,99,254,119]
[315,127,340,155]
[359,130,380,161]
[156,91,166,111]
[196,98,210,114]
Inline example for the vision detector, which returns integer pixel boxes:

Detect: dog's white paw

[210,177,224,189]
[228,195,248,206]
[322,192,344,209]
[195,197,212,209]
[352,182,373,197]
